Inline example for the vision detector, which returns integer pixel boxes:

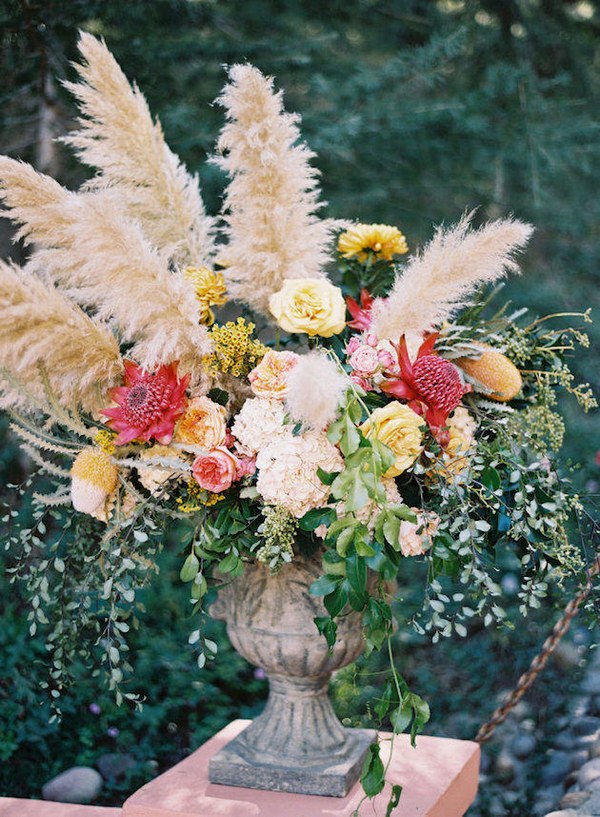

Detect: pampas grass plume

[214,64,340,315]
[0,156,212,384]
[285,351,348,431]
[63,33,215,267]
[371,213,533,343]
[0,259,123,411]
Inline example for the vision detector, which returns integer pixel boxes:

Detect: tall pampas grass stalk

[214,64,340,315]
[0,157,212,382]
[285,351,349,430]
[0,259,123,412]
[62,32,215,267]
[371,213,534,344]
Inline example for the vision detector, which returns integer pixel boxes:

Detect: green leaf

[335,524,356,557]
[326,417,344,445]
[180,552,200,582]
[339,415,361,457]
[372,439,396,474]
[207,387,229,406]
[346,553,367,598]
[360,743,385,798]
[385,784,403,817]
[383,513,401,549]
[314,615,337,648]
[309,575,339,597]
[481,466,501,492]
[354,530,376,558]
[217,550,241,574]
[347,397,363,425]
[374,679,394,720]
[324,583,348,617]
[316,467,339,486]
[390,703,413,734]
[339,469,369,512]
[299,506,335,530]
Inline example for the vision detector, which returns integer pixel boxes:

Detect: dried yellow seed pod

[456,346,522,402]
[71,447,118,520]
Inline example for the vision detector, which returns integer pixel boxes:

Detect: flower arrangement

[1,33,597,803]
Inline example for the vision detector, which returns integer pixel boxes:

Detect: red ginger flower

[102,361,190,446]
[346,288,374,331]
[381,334,471,439]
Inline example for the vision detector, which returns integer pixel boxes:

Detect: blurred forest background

[0,1,598,814]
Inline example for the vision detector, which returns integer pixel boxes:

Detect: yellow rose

[175,396,227,452]
[248,349,299,399]
[360,402,424,477]
[269,278,346,337]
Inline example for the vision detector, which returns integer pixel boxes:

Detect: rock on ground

[42,766,102,804]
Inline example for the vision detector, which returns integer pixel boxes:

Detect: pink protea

[101,360,190,445]
[382,334,471,440]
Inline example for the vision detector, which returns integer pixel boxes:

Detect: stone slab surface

[208,725,374,796]
[123,719,480,817]
[0,799,121,816]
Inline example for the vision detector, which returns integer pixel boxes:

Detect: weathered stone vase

[208,551,375,796]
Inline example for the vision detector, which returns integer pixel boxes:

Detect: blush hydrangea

[255,433,343,518]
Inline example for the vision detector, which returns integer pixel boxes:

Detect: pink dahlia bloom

[192,447,238,493]
[102,361,190,446]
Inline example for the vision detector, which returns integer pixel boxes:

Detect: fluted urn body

[208,551,375,796]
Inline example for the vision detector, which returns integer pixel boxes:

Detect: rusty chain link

[475,555,600,744]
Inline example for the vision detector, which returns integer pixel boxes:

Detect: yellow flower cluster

[205,317,267,378]
[176,479,225,513]
[338,223,408,262]
[95,428,117,455]
[184,265,227,325]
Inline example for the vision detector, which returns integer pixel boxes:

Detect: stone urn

[208,551,375,796]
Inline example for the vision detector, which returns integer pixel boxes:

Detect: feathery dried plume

[371,213,534,344]
[0,157,212,383]
[62,32,215,267]
[214,64,340,315]
[285,351,348,431]
[0,259,122,412]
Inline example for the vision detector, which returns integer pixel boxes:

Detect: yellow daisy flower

[184,266,227,324]
[338,223,408,262]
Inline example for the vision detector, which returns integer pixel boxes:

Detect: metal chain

[475,555,600,744]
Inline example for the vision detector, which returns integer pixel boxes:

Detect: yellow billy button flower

[184,266,227,325]
[338,223,408,262]
[71,447,118,521]
[455,345,522,402]
[360,402,424,477]
[269,278,346,337]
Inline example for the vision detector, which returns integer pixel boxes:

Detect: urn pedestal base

[208,723,375,797]
[122,719,481,817]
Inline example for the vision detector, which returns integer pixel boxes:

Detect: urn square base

[122,718,481,817]
[207,723,375,796]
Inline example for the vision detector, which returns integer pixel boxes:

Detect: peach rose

[249,350,299,399]
[192,447,237,493]
[175,396,227,452]
[399,510,439,557]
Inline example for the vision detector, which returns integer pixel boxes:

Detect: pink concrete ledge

[123,719,480,817]
[0,799,120,816]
